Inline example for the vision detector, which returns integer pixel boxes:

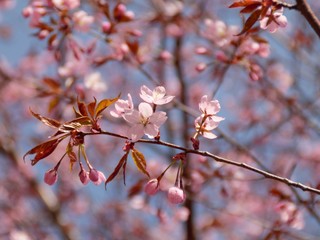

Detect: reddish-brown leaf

[229,0,261,8]
[30,108,61,128]
[60,116,92,132]
[240,3,260,13]
[105,152,128,188]
[131,149,150,178]
[77,99,88,116]
[87,98,97,119]
[24,138,63,165]
[95,94,120,117]
[43,77,60,90]
[236,9,262,36]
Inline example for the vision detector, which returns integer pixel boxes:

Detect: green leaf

[131,149,150,178]
[95,94,120,117]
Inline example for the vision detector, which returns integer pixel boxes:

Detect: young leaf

[131,149,150,178]
[68,151,77,170]
[229,0,261,8]
[95,94,120,117]
[30,108,61,128]
[105,152,128,188]
[23,138,63,165]
[236,9,262,36]
[87,98,97,119]
[77,99,89,116]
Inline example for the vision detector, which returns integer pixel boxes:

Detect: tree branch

[277,0,320,38]
[87,131,320,196]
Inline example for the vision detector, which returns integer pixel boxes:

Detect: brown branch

[87,131,320,196]
[277,0,320,38]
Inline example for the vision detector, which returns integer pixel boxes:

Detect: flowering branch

[84,130,320,196]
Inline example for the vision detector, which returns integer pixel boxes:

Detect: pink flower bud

[89,168,99,182]
[79,169,89,185]
[102,21,111,33]
[22,6,33,18]
[124,11,135,20]
[44,169,58,185]
[195,47,208,55]
[195,63,207,72]
[38,30,49,40]
[144,179,159,195]
[168,186,186,204]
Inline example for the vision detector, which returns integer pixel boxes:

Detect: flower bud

[102,21,111,33]
[168,186,185,204]
[89,168,99,182]
[44,169,58,185]
[79,169,89,185]
[195,63,207,72]
[144,179,159,196]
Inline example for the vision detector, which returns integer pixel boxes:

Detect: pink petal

[123,110,140,124]
[138,102,153,118]
[149,111,167,126]
[128,124,145,141]
[144,124,159,138]
[154,95,175,105]
[202,132,217,139]
[140,85,153,103]
[153,86,166,100]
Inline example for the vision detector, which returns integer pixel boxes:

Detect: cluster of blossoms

[111,85,174,142]
[31,84,223,206]
[197,18,271,81]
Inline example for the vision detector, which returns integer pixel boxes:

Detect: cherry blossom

[260,8,288,33]
[194,115,221,139]
[73,10,94,32]
[84,72,108,92]
[123,102,167,141]
[140,85,174,105]
[195,96,224,139]
[110,94,134,118]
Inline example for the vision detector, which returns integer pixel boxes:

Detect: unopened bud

[168,186,185,204]
[195,63,207,72]
[79,169,89,185]
[144,179,159,195]
[44,169,58,185]
[89,168,99,182]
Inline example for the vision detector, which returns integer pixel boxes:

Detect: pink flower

[123,102,167,141]
[140,85,174,105]
[110,94,134,118]
[195,96,224,139]
[260,8,287,33]
[73,10,94,32]
[52,0,80,10]
[44,169,58,185]
[168,186,185,204]
[194,115,220,139]
[144,179,159,195]
[199,95,223,118]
